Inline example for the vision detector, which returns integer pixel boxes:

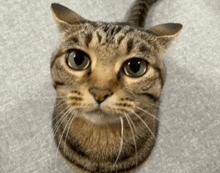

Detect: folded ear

[147,23,183,49]
[51,3,86,31]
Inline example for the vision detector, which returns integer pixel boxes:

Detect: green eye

[123,58,148,77]
[67,50,90,70]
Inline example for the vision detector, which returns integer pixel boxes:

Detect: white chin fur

[82,111,120,125]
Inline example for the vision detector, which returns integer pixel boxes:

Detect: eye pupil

[74,55,84,66]
[128,61,141,73]
[123,58,148,77]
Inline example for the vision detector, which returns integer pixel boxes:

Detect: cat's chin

[82,109,121,125]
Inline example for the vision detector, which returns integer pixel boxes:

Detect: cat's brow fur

[50,0,182,173]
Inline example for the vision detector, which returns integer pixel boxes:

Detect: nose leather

[89,87,112,104]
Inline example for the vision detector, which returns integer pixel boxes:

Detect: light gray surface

[1,0,220,173]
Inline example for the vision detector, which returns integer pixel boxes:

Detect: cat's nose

[89,87,113,104]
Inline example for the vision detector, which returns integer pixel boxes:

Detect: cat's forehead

[60,22,159,65]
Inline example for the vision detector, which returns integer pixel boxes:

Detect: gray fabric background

[1,0,219,172]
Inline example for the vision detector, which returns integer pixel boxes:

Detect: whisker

[25,96,68,100]
[15,107,73,172]
[135,106,170,133]
[53,99,66,109]
[52,107,73,154]
[133,108,165,155]
[136,101,160,108]
[132,111,156,140]
[55,107,73,171]
[64,112,76,152]
[124,113,138,170]
[33,106,71,161]
[16,104,69,151]
[49,107,71,139]
[136,107,160,122]
[126,114,137,133]
[113,116,124,168]
[51,107,72,141]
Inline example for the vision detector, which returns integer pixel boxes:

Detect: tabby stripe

[53,81,64,89]
[61,147,152,173]
[84,33,93,47]
[68,36,79,44]
[113,130,156,162]
[55,120,89,158]
[138,42,151,53]
[60,125,156,170]
[117,35,125,45]
[106,25,123,36]
[61,142,155,173]
[145,93,160,102]
[62,127,155,162]
[59,148,92,172]
[54,115,157,173]
[64,35,80,44]
[126,0,158,27]
[109,26,116,36]
[55,128,97,172]
[96,32,102,43]
[65,135,88,158]
[155,67,165,87]
[126,38,134,54]
[52,118,94,171]
[50,49,64,69]
[113,25,122,35]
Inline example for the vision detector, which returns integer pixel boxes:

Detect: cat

[50,0,182,172]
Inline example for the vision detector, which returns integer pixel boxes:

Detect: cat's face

[51,22,166,124]
[50,3,182,172]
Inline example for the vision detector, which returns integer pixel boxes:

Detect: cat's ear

[147,23,183,49]
[51,3,86,31]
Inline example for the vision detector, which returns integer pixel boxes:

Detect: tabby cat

[50,0,182,172]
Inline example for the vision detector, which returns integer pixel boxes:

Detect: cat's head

[50,3,182,124]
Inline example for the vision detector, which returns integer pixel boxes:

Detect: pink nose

[89,87,113,104]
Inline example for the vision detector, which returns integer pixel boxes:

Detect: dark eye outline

[123,58,148,78]
[66,49,91,70]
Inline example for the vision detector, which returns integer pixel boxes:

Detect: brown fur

[50,1,182,173]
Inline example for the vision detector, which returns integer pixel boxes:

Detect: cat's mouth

[90,108,108,116]
[82,108,121,124]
